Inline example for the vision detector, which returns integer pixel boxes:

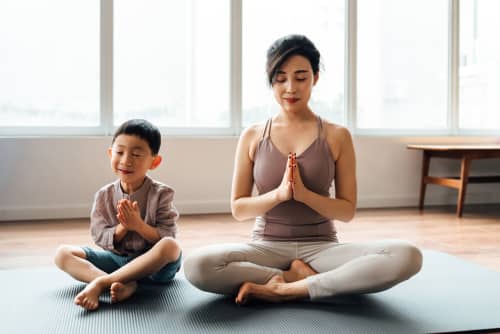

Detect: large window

[459,0,500,130]
[242,0,345,127]
[114,0,230,128]
[0,0,99,127]
[0,0,498,136]
[357,0,448,130]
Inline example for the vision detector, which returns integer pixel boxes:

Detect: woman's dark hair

[112,119,161,155]
[266,34,321,86]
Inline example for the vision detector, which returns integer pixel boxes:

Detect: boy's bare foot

[74,278,107,310]
[110,281,138,303]
[236,275,293,305]
[283,259,317,282]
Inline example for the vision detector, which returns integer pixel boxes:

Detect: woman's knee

[184,252,211,285]
[183,249,225,292]
[392,241,423,280]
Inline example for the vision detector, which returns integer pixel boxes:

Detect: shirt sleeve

[155,187,179,239]
[90,190,118,251]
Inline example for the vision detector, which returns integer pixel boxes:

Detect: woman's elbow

[339,203,356,223]
[230,201,246,221]
[343,211,355,223]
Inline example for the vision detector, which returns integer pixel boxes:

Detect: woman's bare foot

[110,281,138,303]
[236,275,297,305]
[283,259,317,283]
[74,277,107,310]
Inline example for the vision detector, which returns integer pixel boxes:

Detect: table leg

[419,151,431,211]
[457,157,471,217]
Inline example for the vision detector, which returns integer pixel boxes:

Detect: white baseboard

[175,200,231,215]
[357,191,500,208]
[0,200,231,222]
[0,205,91,222]
[0,192,498,222]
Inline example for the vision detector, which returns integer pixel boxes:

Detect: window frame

[1,0,498,137]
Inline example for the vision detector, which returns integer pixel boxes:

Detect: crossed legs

[184,240,423,304]
[54,237,181,310]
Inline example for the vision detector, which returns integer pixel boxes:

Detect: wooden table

[407,144,500,217]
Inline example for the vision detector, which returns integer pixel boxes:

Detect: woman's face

[272,55,318,114]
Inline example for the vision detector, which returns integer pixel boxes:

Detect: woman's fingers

[288,152,296,183]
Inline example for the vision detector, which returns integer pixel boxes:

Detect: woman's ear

[313,72,319,86]
[150,155,162,170]
[107,147,113,158]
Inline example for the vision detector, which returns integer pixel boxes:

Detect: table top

[407,144,500,151]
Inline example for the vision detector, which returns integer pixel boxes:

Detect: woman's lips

[284,98,299,104]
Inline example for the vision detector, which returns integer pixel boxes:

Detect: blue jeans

[82,246,181,284]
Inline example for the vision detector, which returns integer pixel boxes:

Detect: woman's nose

[286,80,296,93]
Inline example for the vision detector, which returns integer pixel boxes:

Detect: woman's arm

[230,126,293,221]
[293,126,357,222]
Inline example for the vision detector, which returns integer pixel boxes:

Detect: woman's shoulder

[239,121,268,143]
[321,120,354,160]
[322,120,352,141]
[239,121,268,162]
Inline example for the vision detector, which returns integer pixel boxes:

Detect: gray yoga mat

[1,250,499,334]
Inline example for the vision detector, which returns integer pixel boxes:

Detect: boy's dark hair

[112,119,161,155]
[266,34,321,86]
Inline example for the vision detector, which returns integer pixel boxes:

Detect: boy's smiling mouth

[118,169,133,174]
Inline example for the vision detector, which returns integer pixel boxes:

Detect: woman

[184,34,422,304]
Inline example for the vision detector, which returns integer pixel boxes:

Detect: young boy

[54,119,181,311]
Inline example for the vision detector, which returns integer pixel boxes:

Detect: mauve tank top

[252,116,338,242]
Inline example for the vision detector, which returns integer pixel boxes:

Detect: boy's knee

[54,245,75,269]
[156,237,181,262]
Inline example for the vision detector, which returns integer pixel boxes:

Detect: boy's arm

[113,223,128,242]
[154,187,179,239]
[90,190,120,251]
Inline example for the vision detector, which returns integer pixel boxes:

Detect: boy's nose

[122,154,133,165]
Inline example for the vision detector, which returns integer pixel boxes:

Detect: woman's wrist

[272,187,287,205]
[295,187,312,205]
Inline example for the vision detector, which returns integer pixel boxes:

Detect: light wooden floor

[1,204,499,272]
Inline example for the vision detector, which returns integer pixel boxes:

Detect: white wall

[1,136,499,221]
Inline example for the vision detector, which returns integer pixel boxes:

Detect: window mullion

[101,0,113,135]
[230,0,242,135]
[449,0,459,134]
[346,0,357,132]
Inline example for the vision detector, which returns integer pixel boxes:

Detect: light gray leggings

[183,239,423,300]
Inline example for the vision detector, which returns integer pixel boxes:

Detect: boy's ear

[150,155,162,170]
[107,147,112,158]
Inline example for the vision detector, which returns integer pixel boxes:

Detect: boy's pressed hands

[116,199,144,232]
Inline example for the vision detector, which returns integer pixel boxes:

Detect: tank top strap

[317,116,324,139]
[262,118,273,139]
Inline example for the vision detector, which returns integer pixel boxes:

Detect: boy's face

[108,134,161,192]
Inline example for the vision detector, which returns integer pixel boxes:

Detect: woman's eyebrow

[277,69,309,74]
